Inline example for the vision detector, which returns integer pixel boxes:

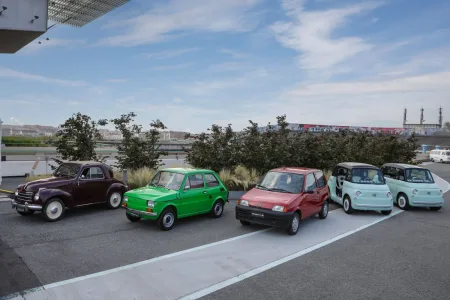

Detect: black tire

[430,207,442,211]
[397,193,410,210]
[42,198,65,222]
[211,200,224,218]
[240,220,251,226]
[343,196,354,214]
[107,191,123,209]
[287,212,301,236]
[17,210,34,216]
[318,201,329,219]
[381,210,392,215]
[126,212,141,222]
[157,207,176,231]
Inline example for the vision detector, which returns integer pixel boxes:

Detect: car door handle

[203,191,207,194]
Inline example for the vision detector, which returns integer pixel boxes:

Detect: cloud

[284,72,450,97]
[146,47,200,59]
[97,0,263,46]
[173,97,183,104]
[0,67,88,87]
[271,0,382,70]
[219,49,248,59]
[152,63,193,70]
[105,78,128,83]
[20,39,86,53]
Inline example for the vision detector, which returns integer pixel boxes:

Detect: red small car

[235,167,329,235]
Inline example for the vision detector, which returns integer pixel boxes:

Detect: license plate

[251,212,264,218]
[16,207,25,212]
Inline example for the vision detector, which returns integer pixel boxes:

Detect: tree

[443,121,450,132]
[111,112,168,170]
[54,113,107,164]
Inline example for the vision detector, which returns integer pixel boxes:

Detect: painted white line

[43,226,273,289]
[180,209,404,300]
[432,172,450,194]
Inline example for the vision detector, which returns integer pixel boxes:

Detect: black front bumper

[235,205,294,228]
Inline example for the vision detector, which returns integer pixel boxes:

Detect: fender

[106,182,128,197]
[208,196,225,210]
[38,188,75,208]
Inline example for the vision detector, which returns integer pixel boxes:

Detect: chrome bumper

[11,200,43,211]
[126,207,157,217]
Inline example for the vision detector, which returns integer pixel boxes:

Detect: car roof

[270,167,320,174]
[160,167,215,174]
[337,162,378,169]
[382,163,425,170]
[66,161,105,166]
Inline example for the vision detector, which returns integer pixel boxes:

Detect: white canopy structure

[0,0,130,53]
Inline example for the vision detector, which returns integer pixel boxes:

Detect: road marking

[7,209,402,300]
[180,209,404,300]
[432,172,450,194]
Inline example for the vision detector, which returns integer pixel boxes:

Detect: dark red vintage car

[11,161,128,222]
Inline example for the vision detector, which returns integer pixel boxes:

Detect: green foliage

[2,136,54,147]
[111,112,168,170]
[53,113,108,169]
[186,115,419,175]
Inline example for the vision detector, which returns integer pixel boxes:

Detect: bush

[113,167,156,190]
[185,115,419,175]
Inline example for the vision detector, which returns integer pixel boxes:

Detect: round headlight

[15,190,19,196]
[147,200,155,208]
[34,192,40,201]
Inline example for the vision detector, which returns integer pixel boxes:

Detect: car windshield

[405,168,434,183]
[54,163,81,178]
[257,171,304,194]
[149,171,186,190]
[350,168,385,185]
[446,151,450,156]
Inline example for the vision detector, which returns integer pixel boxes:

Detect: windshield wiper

[256,184,268,190]
[268,188,291,193]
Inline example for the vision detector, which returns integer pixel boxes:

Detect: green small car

[123,168,229,231]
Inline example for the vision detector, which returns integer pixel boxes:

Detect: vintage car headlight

[272,205,286,212]
[15,190,19,196]
[123,196,128,202]
[34,192,40,201]
[412,189,418,195]
[238,199,249,206]
[147,200,155,208]
[355,191,361,197]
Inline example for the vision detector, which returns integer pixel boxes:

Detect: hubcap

[110,193,121,207]
[163,212,175,228]
[214,203,223,215]
[323,202,329,216]
[291,215,299,233]
[344,199,349,211]
[398,196,406,208]
[47,202,62,220]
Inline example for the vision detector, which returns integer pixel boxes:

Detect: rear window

[349,168,385,185]
[405,168,434,183]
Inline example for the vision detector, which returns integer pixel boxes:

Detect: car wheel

[430,207,442,211]
[42,198,65,222]
[318,201,329,219]
[211,200,224,218]
[287,212,301,236]
[397,193,410,210]
[430,158,434,162]
[158,207,176,231]
[17,210,34,216]
[343,196,353,214]
[126,211,141,222]
[381,210,392,215]
[107,191,123,209]
[240,220,251,226]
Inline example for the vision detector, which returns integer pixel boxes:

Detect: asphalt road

[202,162,450,300]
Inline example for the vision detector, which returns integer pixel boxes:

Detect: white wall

[0,0,48,32]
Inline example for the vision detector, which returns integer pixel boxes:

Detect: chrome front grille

[17,191,33,202]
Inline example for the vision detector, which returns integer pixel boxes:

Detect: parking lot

[0,163,449,299]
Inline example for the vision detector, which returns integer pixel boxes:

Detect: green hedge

[185,115,418,174]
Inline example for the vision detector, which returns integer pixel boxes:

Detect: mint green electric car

[381,163,444,211]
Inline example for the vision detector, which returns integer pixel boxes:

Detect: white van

[430,149,450,163]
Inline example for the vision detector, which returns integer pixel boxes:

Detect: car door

[73,166,109,206]
[179,173,209,217]
[327,166,338,201]
[203,173,224,208]
[303,173,319,218]
[313,171,327,212]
